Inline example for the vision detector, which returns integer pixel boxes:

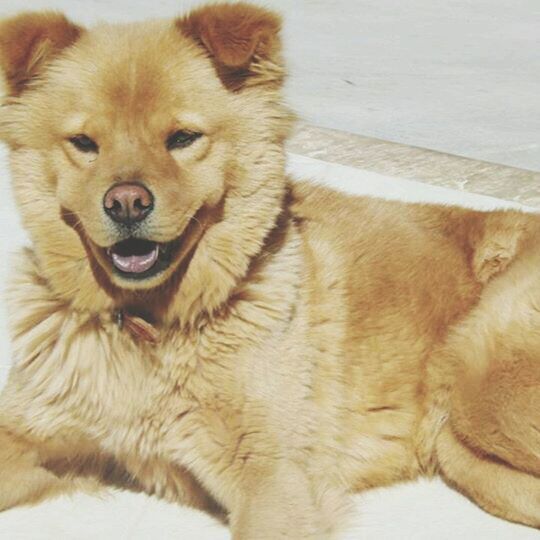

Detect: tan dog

[0,3,538,538]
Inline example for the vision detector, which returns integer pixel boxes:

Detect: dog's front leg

[0,418,100,512]
[227,460,342,540]
[0,383,108,513]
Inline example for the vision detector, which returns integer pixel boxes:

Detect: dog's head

[0,3,292,317]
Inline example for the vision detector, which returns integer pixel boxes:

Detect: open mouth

[106,238,177,280]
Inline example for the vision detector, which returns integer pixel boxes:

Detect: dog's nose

[103,183,154,224]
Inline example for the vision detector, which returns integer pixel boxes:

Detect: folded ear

[0,12,83,96]
[177,2,284,91]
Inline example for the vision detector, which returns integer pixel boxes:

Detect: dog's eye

[69,134,99,153]
[166,130,202,151]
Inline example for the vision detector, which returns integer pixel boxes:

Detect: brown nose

[103,183,154,225]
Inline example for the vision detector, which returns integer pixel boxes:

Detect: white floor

[0,0,538,170]
[0,142,538,538]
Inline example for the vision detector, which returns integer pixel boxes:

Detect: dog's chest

[6,253,305,472]
[8,307,252,467]
[9,312,194,446]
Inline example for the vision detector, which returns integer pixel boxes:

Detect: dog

[0,3,538,538]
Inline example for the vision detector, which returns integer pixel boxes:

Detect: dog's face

[30,21,233,291]
[0,5,290,299]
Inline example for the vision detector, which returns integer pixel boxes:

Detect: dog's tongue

[111,245,158,274]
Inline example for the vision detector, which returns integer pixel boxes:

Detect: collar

[114,309,160,344]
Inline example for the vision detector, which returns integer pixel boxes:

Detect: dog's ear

[177,2,284,90]
[0,12,83,96]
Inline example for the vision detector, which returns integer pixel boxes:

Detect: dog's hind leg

[432,244,540,476]
[450,351,540,478]
[421,248,540,527]
[436,423,540,528]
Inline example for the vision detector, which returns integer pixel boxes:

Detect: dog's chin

[89,235,185,291]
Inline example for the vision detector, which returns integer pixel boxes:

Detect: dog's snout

[103,183,154,224]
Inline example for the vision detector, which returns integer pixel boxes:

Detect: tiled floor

[288,124,540,207]
[0,0,538,171]
[280,0,540,171]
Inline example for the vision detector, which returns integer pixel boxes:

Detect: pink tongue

[111,246,159,274]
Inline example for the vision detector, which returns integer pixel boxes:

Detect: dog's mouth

[63,202,221,291]
[104,238,179,280]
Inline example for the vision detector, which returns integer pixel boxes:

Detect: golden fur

[0,3,538,538]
